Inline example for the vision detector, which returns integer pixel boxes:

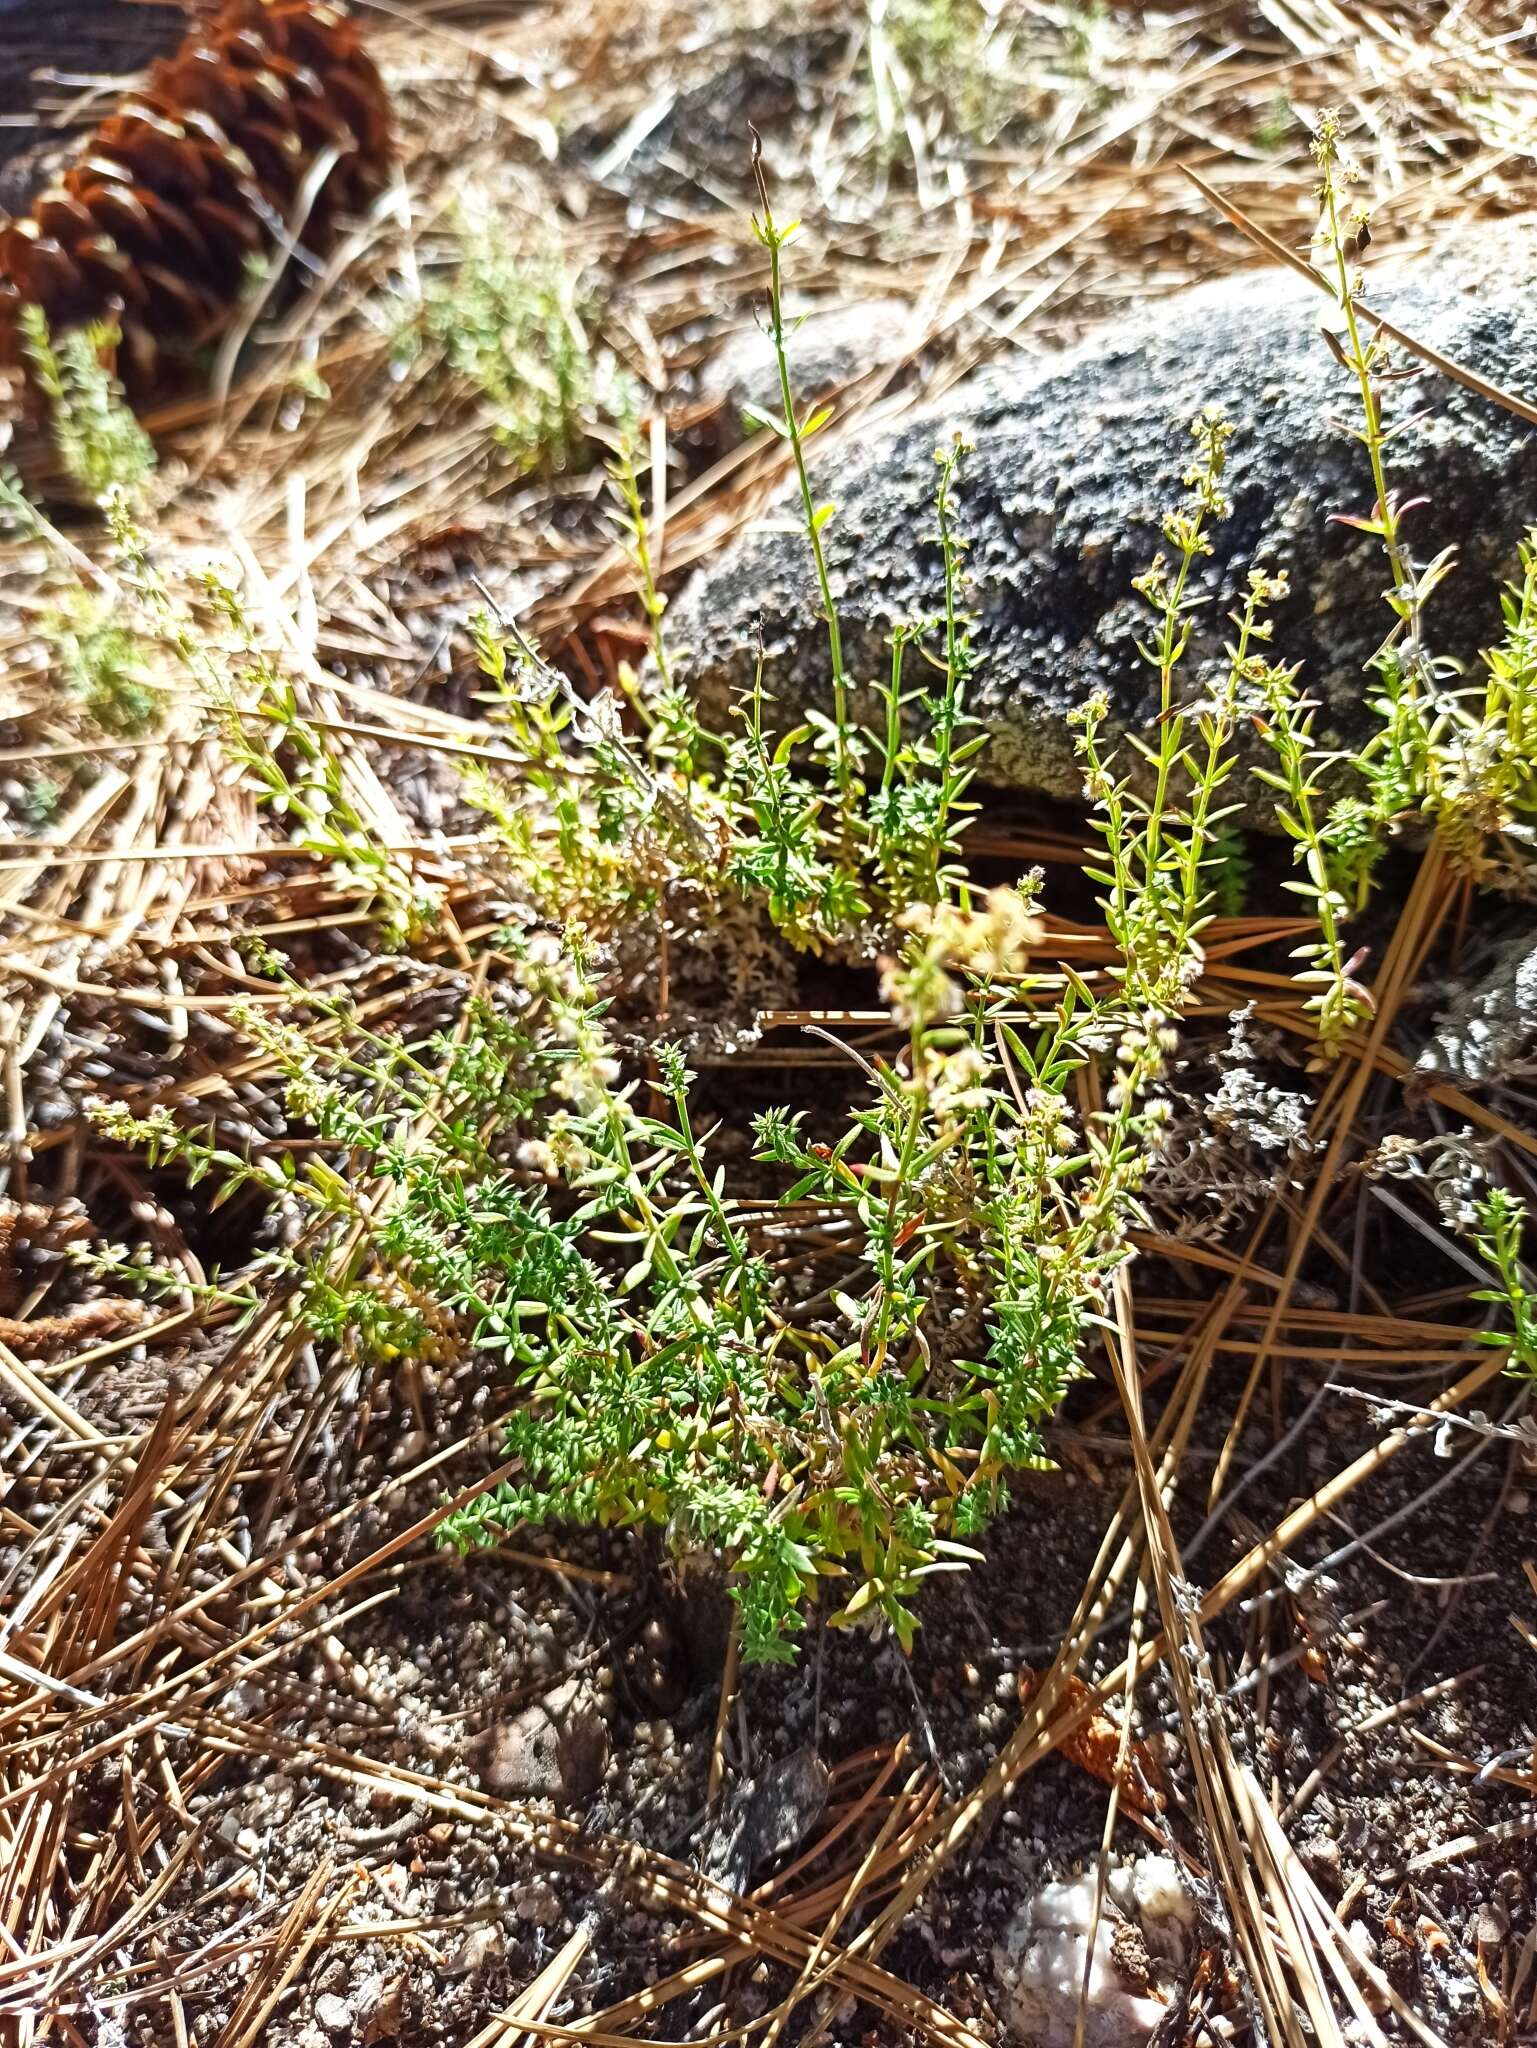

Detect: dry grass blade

[1239,1770,1451,2048]
[1106,1273,1318,2048]
[466,1928,592,2048]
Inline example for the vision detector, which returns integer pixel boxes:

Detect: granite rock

[669,238,1537,815]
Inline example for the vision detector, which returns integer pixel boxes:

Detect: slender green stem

[1317,144,1415,635]
[752,142,857,818]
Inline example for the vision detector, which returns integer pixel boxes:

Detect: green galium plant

[749,133,863,846]
[62,93,1537,1690]
[1290,112,1537,910]
[432,384,1273,1654]
[1470,1187,1537,1381]
[1074,407,1293,1028]
[19,303,155,504]
[81,154,1288,1659]
[867,436,987,915]
[2,311,431,941]
[400,218,595,474]
[0,310,163,737]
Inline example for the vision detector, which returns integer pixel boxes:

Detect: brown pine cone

[0,0,392,399]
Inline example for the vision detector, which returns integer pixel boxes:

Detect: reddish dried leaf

[1018,1665,1166,1815]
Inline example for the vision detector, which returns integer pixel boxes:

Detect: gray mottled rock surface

[670,243,1537,809]
[572,31,840,211]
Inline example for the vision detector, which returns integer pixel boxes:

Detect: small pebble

[314,1992,352,2033]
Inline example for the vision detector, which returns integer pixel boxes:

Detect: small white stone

[314,1991,352,2033]
[514,1880,562,1928]
[1131,1853,1194,1930]
[994,1855,1192,2048]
